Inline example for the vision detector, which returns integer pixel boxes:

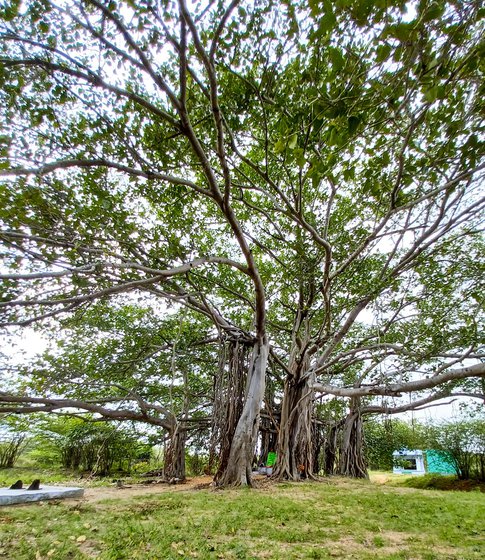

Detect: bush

[0,417,29,468]
[0,435,27,468]
[186,452,208,476]
[18,441,61,468]
[59,423,152,475]
[400,473,485,493]
[29,417,152,476]
[425,420,485,481]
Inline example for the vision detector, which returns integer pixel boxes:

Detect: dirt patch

[329,531,408,556]
[3,475,281,508]
[77,538,101,559]
[327,531,457,557]
[371,473,391,485]
[68,476,214,504]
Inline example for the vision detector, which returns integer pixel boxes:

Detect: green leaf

[375,44,392,63]
[423,86,438,103]
[288,133,298,150]
[343,166,355,181]
[317,12,336,36]
[274,139,286,154]
[316,1,336,36]
[421,2,445,23]
[2,0,21,21]
[294,148,306,168]
[329,47,345,72]
[312,173,321,190]
[38,21,50,33]
[347,116,361,135]
[309,0,321,17]
[381,152,391,167]
[351,0,375,26]
[327,127,340,146]
[386,22,414,43]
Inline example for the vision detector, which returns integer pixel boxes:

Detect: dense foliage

[0,416,29,468]
[426,419,485,480]
[0,0,484,484]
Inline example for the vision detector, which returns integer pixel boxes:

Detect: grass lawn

[0,474,484,560]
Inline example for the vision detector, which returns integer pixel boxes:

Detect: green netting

[266,451,276,467]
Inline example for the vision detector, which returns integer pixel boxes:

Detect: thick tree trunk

[258,373,278,466]
[337,400,368,478]
[273,370,315,480]
[215,337,268,486]
[164,427,186,481]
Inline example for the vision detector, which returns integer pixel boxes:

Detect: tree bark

[164,427,186,481]
[273,370,315,480]
[215,337,268,486]
[337,399,368,478]
[322,422,340,475]
[312,420,325,475]
[258,416,278,466]
[209,339,248,476]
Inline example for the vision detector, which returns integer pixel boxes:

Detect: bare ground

[67,475,215,504]
[5,472,424,508]
[65,473,417,505]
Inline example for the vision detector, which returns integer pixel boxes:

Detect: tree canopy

[0,0,484,484]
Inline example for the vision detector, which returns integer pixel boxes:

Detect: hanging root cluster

[163,427,187,481]
[208,337,249,477]
[273,372,316,481]
[337,407,368,479]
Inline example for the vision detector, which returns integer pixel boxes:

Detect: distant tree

[34,416,152,475]
[2,303,219,479]
[0,415,29,468]
[426,419,485,481]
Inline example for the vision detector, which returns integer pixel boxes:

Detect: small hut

[392,449,426,475]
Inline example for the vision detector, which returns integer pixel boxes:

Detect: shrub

[400,473,485,492]
[186,452,208,476]
[30,417,152,476]
[0,417,29,468]
[425,420,485,481]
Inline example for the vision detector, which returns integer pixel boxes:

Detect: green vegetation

[1,0,484,485]
[0,467,113,488]
[1,478,484,559]
[365,419,426,471]
[0,416,156,477]
[398,474,485,494]
[0,417,29,468]
[425,420,485,481]
[364,418,485,482]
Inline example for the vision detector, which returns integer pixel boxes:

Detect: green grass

[1,476,484,559]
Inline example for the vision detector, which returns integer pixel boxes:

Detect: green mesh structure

[426,450,456,475]
[266,451,277,467]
